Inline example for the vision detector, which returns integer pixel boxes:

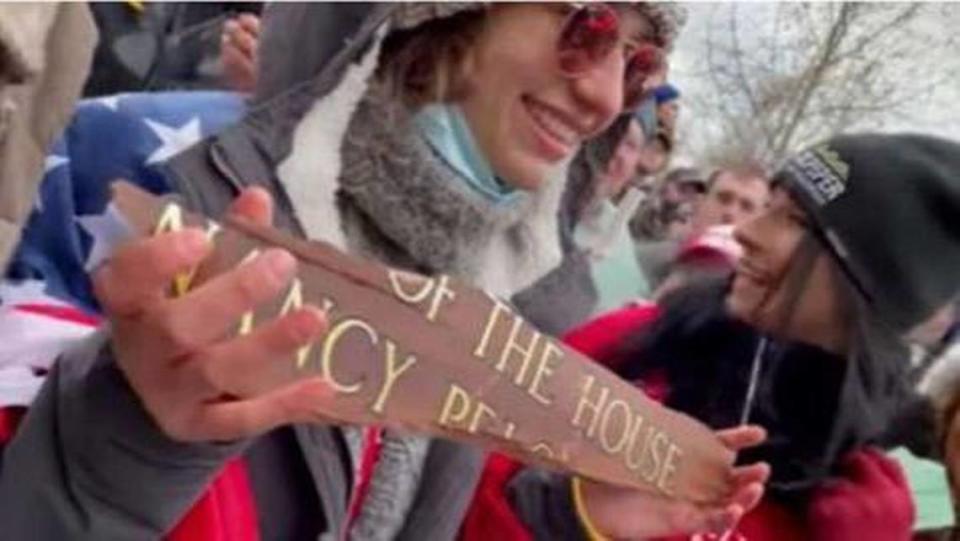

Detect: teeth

[528,101,577,145]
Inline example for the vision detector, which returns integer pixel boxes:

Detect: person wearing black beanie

[777,132,960,333]
[519,132,960,540]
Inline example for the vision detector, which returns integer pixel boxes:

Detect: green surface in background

[889,447,956,531]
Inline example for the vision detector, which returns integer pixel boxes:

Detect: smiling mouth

[522,96,581,160]
[735,261,770,285]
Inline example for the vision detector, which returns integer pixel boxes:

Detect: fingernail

[262,249,296,282]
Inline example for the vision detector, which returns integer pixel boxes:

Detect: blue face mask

[413,103,518,203]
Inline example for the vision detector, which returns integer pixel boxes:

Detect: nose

[568,54,625,132]
[733,212,763,254]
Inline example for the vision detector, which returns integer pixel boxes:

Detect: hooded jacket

[165,5,579,534]
[0,3,675,539]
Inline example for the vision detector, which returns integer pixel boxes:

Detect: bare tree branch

[684,2,952,169]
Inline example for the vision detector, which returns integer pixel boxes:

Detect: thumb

[227,186,274,227]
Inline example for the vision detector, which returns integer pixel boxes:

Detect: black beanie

[774,133,960,332]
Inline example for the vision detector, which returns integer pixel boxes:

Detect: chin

[724,293,747,321]
[496,154,551,192]
[725,291,762,329]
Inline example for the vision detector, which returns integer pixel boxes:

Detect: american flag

[0,91,245,406]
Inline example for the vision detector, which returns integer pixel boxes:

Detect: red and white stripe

[0,280,99,406]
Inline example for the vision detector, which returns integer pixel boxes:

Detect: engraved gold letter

[154,205,221,297]
[279,279,314,370]
[370,340,418,414]
[598,399,633,454]
[437,384,472,427]
[236,249,261,336]
[425,275,456,322]
[496,318,541,387]
[657,444,683,496]
[320,318,374,393]
[388,270,435,304]
[473,300,512,359]
[572,375,609,438]
[527,342,562,406]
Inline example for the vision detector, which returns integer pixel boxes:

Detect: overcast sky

[667,2,960,165]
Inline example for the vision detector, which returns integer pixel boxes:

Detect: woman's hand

[806,448,914,541]
[580,425,770,539]
[221,14,260,93]
[93,187,332,442]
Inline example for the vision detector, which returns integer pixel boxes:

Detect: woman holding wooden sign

[469,133,960,539]
[0,3,769,541]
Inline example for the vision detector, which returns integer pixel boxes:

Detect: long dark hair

[609,232,915,503]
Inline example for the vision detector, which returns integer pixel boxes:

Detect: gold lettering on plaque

[320,318,372,394]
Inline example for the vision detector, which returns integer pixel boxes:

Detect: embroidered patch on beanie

[782,143,851,206]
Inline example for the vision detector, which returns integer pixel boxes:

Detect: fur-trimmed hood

[253,3,563,294]
[198,2,685,296]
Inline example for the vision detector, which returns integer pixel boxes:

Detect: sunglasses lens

[623,45,663,109]
[557,5,620,75]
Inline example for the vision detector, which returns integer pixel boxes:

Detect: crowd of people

[0,3,959,540]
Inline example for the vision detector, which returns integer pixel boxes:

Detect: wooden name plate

[110,181,734,503]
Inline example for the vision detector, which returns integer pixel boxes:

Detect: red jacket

[461,303,915,541]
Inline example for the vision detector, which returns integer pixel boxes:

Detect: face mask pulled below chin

[413,103,520,204]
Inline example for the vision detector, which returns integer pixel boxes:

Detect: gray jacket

[0,4,581,540]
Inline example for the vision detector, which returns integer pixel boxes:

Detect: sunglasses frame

[555,3,665,111]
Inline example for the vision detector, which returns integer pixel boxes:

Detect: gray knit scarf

[337,81,562,296]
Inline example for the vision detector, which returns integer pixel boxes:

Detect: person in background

[662,166,707,210]
[637,164,770,292]
[521,88,676,332]
[624,83,685,248]
[220,12,259,93]
[630,166,706,243]
[574,113,657,313]
[82,2,262,96]
[0,3,96,429]
[634,87,674,179]
[511,69,667,335]
[0,3,96,267]
[689,164,771,236]
[0,4,767,540]
[653,82,680,144]
[652,224,742,301]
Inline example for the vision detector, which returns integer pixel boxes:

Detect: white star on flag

[95,95,122,111]
[76,207,132,271]
[35,155,70,212]
[145,117,203,165]
[0,279,65,307]
[44,155,69,173]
